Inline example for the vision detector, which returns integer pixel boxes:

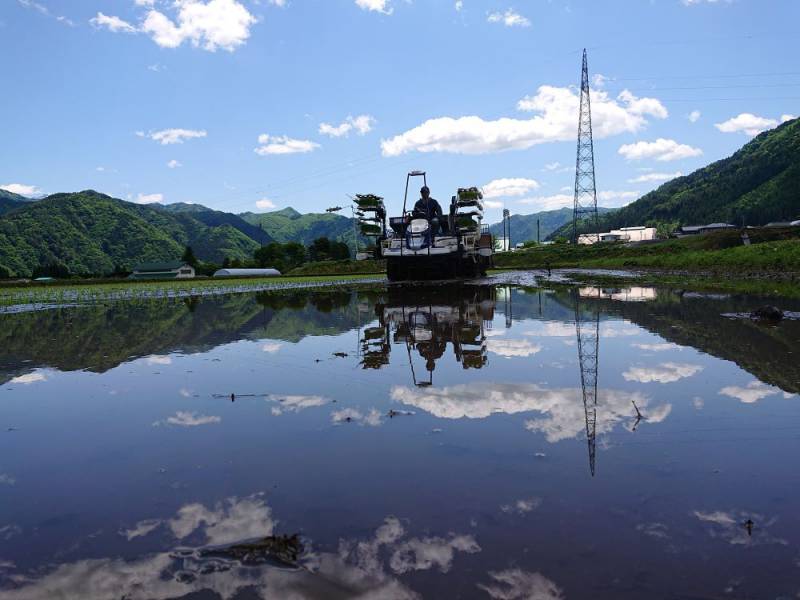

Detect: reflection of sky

[1,286,799,598]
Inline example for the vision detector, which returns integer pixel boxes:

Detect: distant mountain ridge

[551,116,800,239]
[489,207,615,244]
[240,207,357,247]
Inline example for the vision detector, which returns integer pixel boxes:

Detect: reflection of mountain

[0,291,367,384]
[554,289,800,395]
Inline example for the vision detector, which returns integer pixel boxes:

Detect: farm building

[578,226,657,245]
[129,261,195,280]
[213,268,281,278]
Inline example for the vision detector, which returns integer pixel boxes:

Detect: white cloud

[168,494,273,545]
[141,0,257,52]
[389,533,480,574]
[135,0,155,6]
[482,178,540,199]
[688,109,701,123]
[9,372,47,385]
[89,12,137,33]
[146,355,172,365]
[719,380,781,404]
[597,190,640,207]
[331,407,383,426]
[0,183,40,196]
[146,128,207,145]
[632,342,678,352]
[18,0,74,26]
[267,394,328,415]
[487,338,542,358]
[355,0,393,14]
[623,362,703,384]
[543,161,562,171]
[479,569,564,600]
[269,0,287,6]
[121,519,162,541]
[455,0,463,10]
[255,198,276,209]
[392,382,670,442]
[487,9,530,27]
[618,138,703,162]
[714,112,790,136]
[592,73,609,88]
[319,114,376,138]
[156,411,221,427]
[135,193,164,204]
[483,200,504,209]
[381,86,667,156]
[261,342,282,353]
[166,159,182,169]
[254,134,320,155]
[682,0,731,5]
[500,497,541,515]
[627,171,682,184]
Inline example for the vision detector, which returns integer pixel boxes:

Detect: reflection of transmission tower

[574,289,600,476]
[572,48,599,244]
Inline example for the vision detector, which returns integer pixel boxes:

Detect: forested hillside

[489,207,614,243]
[553,117,800,239]
[0,191,260,276]
[240,207,357,247]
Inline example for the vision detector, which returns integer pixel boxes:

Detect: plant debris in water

[198,533,304,567]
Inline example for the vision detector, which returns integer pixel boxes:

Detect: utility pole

[572,49,599,245]
[503,208,511,251]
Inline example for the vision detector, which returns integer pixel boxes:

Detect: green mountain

[240,207,358,247]
[552,117,800,239]
[0,190,260,277]
[0,189,30,216]
[161,202,273,245]
[490,207,614,244]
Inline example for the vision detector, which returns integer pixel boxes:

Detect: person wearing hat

[412,186,444,235]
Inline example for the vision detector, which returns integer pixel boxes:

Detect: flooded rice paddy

[1,275,799,599]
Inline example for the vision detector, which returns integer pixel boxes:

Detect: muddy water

[1,281,799,599]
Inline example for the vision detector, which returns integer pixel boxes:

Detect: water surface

[1,279,799,599]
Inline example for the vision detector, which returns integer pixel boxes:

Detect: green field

[495,228,800,274]
[0,273,383,308]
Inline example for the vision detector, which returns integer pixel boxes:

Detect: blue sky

[1,0,797,222]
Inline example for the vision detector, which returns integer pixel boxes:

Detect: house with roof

[129,261,195,280]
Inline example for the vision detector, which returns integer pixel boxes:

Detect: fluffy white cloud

[487,9,530,27]
[166,159,182,169]
[714,112,794,136]
[145,128,207,145]
[135,193,164,204]
[597,190,640,207]
[500,497,541,515]
[391,382,670,442]
[682,0,731,5]
[479,569,564,600]
[255,198,276,209]
[381,86,667,156]
[719,380,781,404]
[482,177,540,199]
[623,362,703,384]
[267,394,328,416]
[8,372,46,385]
[146,355,172,365]
[0,183,40,196]
[355,0,393,14]
[142,0,257,51]
[319,114,376,138]
[487,338,542,358]
[135,0,155,6]
[332,407,384,426]
[483,200,503,209]
[89,12,137,33]
[618,138,703,162]
[627,171,682,184]
[269,0,287,6]
[632,342,678,352]
[688,109,701,123]
[156,411,221,427]
[543,161,563,171]
[255,134,320,155]
[455,0,463,10]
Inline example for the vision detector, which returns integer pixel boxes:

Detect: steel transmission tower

[574,288,600,476]
[572,49,599,244]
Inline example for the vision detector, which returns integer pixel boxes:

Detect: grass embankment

[0,273,383,308]
[495,227,800,275]
[286,259,386,276]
